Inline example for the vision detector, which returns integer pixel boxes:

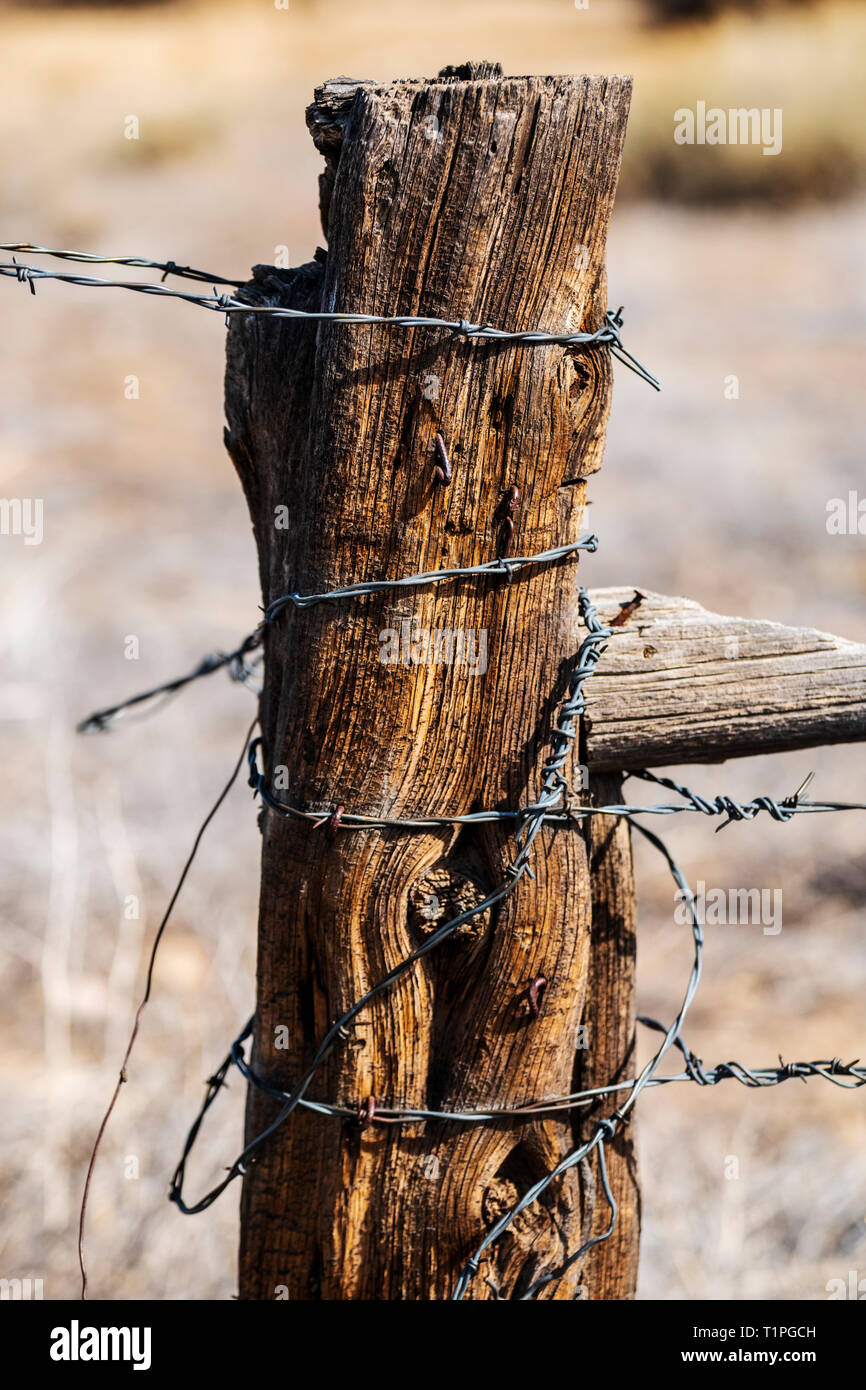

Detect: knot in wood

[409,866,491,940]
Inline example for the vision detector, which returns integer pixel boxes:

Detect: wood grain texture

[580,772,640,1299]
[225,67,635,1300]
[584,588,866,770]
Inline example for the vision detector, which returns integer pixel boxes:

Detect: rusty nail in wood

[433,432,452,485]
[527,976,547,1018]
[609,590,646,628]
[501,515,514,555]
[505,484,520,514]
[326,804,345,840]
[358,1094,376,1129]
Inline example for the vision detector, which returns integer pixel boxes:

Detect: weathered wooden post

[221,60,866,1303]
[225,63,638,1300]
[5,67,864,1307]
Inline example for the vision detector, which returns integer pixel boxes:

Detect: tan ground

[0,0,864,1301]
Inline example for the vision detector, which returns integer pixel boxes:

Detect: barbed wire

[73,535,866,1298]
[75,536,598,734]
[168,584,615,1218]
[0,243,244,286]
[263,536,599,617]
[0,249,660,388]
[80,648,866,831]
[77,631,264,733]
[77,562,866,1298]
[217,1011,866,1125]
[248,743,866,829]
[46,237,859,1299]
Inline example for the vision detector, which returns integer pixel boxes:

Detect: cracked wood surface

[584,588,866,771]
[226,66,637,1299]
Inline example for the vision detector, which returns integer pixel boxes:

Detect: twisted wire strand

[220,1011,866,1125]
[173,707,864,1298]
[77,630,264,733]
[263,537,599,619]
[78,716,258,1299]
[0,243,244,286]
[76,537,597,733]
[245,754,866,830]
[0,258,660,389]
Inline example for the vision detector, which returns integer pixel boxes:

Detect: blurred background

[1,0,864,1301]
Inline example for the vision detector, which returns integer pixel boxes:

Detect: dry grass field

[0,0,864,1300]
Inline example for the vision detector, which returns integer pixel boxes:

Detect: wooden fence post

[225,64,636,1300]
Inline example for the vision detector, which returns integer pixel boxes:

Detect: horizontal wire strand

[0,242,244,286]
[0,253,660,389]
